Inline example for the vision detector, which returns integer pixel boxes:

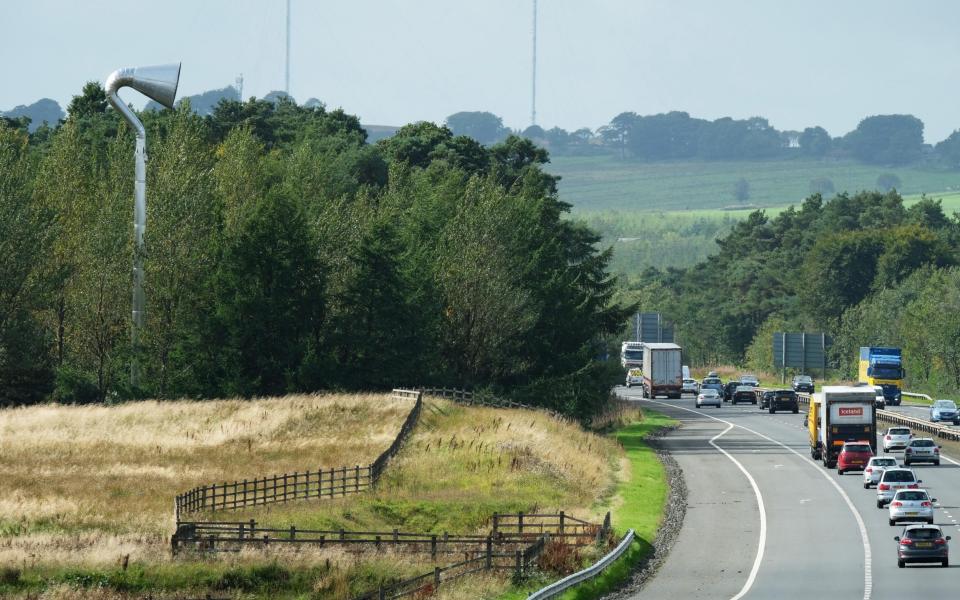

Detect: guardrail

[418,387,567,421]
[527,529,635,600]
[795,392,960,442]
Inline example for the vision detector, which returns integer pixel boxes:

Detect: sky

[5,0,960,142]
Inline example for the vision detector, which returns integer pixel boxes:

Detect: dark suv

[723,381,740,402]
[733,386,758,405]
[895,525,950,568]
[761,389,799,414]
[792,375,815,394]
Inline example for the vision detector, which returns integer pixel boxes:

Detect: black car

[895,525,950,568]
[792,375,815,394]
[723,381,740,402]
[732,386,757,405]
[762,389,799,414]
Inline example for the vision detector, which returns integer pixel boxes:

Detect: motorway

[617,386,960,600]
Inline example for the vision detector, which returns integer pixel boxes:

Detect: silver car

[863,456,898,489]
[882,427,912,452]
[889,489,936,526]
[877,468,921,508]
[930,399,960,425]
[904,438,941,466]
[696,388,722,408]
[682,378,700,394]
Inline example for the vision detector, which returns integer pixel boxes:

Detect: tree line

[445,109,960,168]
[627,189,960,393]
[0,84,630,420]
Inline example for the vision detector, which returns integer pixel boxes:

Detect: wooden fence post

[378,585,385,600]
[515,550,522,578]
[355,465,360,493]
[518,511,524,535]
[434,567,441,587]
[485,536,492,569]
[559,510,565,534]
[492,513,499,532]
[290,525,296,541]
[431,534,437,558]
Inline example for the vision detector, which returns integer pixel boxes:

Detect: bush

[51,366,101,404]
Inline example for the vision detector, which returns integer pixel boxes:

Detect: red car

[838,441,874,475]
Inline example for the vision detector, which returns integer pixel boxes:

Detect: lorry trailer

[642,343,683,399]
[808,385,877,469]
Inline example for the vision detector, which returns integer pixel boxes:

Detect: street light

[104,63,181,388]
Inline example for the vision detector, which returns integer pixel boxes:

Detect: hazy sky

[5,1,960,142]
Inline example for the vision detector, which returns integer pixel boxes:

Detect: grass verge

[503,407,677,600]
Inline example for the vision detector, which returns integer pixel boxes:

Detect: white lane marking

[637,397,872,600]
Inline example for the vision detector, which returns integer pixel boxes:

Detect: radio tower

[285,0,291,95]
[531,0,537,127]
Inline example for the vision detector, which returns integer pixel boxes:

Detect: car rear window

[883,470,916,482]
[890,428,910,435]
[895,491,928,501]
[906,528,941,540]
[843,444,871,453]
[910,440,935,447]
[872,458,897,467]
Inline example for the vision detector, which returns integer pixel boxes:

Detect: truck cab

[858,346,903,406]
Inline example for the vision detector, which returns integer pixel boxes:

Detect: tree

[733,178,751,203]
[0,124,55,405]
[521,124,546,140]
[445,111,510,145]
[934,130,960,168]
[844,115,924,165]
[876,173,902,192]
[799,126,832,157]
[809,177,835,195]
[211,189,324,397]
[66,82,108,120]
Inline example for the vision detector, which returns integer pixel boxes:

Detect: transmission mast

[285,0,291,95]
[531,0,537,127]
[235,73,244,101]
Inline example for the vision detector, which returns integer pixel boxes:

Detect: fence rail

[418,387,569,421]
[172,512,608,555]
[174,389,422,521]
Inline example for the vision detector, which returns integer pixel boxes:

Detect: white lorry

[621,341,643,369]
[642,343,683,399]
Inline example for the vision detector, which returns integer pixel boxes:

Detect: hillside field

[574,189,960,275]
[0,394,643,599]
[549,155,960,213]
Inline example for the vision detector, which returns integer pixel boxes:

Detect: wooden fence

[418,387,565,420]
[174,389,422,521]
[171,512,610,556]
[353,534,551,600]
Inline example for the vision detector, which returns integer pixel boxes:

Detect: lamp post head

[105,63,181,109]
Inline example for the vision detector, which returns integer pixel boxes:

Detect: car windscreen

[703,378,721,384]
[890,428,910,435]
[795,376,812,383]
[882,470,916,482]
[843,444,871,453]
[906,528,941,540]
[873,458,897,467]
[895,491,928,501]
[935,401,957,409]
[701,389,718,395]
[624,350,642,359]
[910,440,935,447]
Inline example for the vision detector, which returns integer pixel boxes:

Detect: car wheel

[943,559,949,567]
[904,460,911,466]
[898,559,905,568]
[792,408,799,414]
[889,519,895,526]
[935,461,940,466]
[928,519,934,525]
[838,469,844,475]
[877,500,884,509]
[752,400,757,404]
[769,408,775,414]
[863,482,869,489]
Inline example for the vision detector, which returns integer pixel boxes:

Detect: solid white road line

[636,397,872,600]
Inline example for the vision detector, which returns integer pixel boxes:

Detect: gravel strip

[603,424,688,599]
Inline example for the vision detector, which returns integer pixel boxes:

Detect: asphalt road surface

[617,386,960,600]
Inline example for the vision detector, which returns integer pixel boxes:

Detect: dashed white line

[637,396,872,600]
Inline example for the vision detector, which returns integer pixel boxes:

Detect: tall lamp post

[104,63,181,388]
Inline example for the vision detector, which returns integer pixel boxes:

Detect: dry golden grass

[0,393,410,565]
[0,394,624,599]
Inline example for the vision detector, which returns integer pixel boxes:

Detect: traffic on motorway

[614,342,960,598]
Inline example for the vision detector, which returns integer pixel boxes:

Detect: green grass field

[553,154,960,274]
[549,155,960,213]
